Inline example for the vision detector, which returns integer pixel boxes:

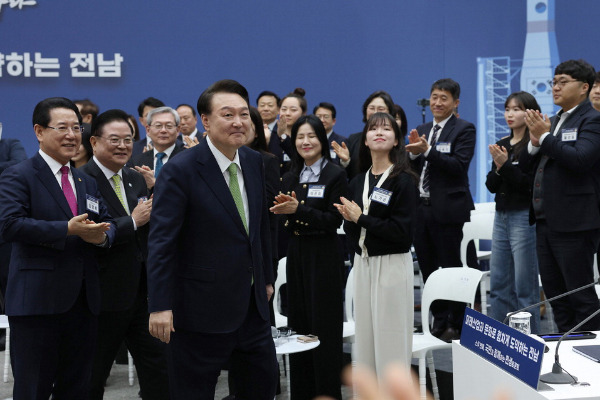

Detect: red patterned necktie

[60,166,78,216]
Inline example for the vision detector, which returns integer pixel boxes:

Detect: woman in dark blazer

[271,115,348,400]
[336,112,418,377]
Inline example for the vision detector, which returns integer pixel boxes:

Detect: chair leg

[128,351,134,386]
[3,328,9,383]
[426,354,440,400]
[480,276,488,315]
[419,356,427,400]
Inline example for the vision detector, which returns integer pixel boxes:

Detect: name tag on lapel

[371,187,392,206]
[561,128,577,142]
[86,194,99,214]
[436,142,451,153]
[307,185,325,198]
[330,150,337,159]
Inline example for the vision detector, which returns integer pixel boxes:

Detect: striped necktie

[227,163,248,234]
[422,124,441,193]
[111,174,129,214]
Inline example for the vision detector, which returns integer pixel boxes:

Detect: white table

[274,334,320,355]
[453,333,600,400]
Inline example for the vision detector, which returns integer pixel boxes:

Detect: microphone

[503,278,600,325]
[539,307,600,384]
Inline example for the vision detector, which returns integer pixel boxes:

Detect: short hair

[392,104,408,137]
[313,102,336,119]
[91,109,134,137]
[595,71,600,84]
[256,91,281,107]
[137,97,165,117]
[281,88,307,114]
[362,91,394,123]
[197,79,250,116]
[73,99,99,122]
[248,107,269,152]
[554,59,596,95]
[358,112,418,182]
[176,103,197,118]
[32,97,82,127]
[289,115,331,176]
[146,106,180,126]
[430,78,461,100]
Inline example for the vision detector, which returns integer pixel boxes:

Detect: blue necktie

[155,152,166,177]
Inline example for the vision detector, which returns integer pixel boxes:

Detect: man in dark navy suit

[132,97,165,158]
[407,79,476,341]
[524,59,600,332]
[314,102,347,165]
[81,109,169,399]
[0,97,115,399]
[147,80,278,399]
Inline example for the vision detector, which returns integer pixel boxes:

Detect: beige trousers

[353,252,414,377]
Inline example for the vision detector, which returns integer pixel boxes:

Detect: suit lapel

[33,154,74,218]
[72,167,89,216]
[122,169,141,212]
[195,141,248,237]
[240,148,260,241]
[438,115,456,143]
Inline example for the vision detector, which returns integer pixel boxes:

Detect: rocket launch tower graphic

[520,0,560,115]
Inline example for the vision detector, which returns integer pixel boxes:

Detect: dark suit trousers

[413,202,465,330]
[9,286,97,400]
[536,221,600,332]
[89,290,169,400]
[166,289,278,400]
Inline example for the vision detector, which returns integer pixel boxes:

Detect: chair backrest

[460,211,495,265]
[420,267,483,335]
[273,257,288,327]
[345,267,355,323]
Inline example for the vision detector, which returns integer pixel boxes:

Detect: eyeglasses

[97,136,133,146]
[550,79,579,88]
[150,123,177,131]
[315,114,332,121]
[46,125,82,134]
[367,106,388,113]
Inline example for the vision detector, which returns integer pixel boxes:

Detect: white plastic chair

[343,267,355,342]
[460,209,495,315]
[127,351,135,386]
[273,257,288,328]
[0,315,9,382]
[412,267,483,400]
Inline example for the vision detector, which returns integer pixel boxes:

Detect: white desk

[274,334,320,355]
[453,334,600,400]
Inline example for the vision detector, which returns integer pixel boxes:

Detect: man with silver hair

[131,106,185,189]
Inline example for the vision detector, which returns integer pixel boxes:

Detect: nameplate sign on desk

[460,308,546,389]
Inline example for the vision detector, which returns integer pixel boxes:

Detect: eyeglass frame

[95,136,134,146]
[149,123,178,131]
[45,125,83,134]
[550,79,580,88]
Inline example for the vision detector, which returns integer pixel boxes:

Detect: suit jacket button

[296,220,300,223]
[301,200,305,204]
[280,164,283,168]
[303,184,307,189]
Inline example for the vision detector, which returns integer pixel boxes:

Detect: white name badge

[370,187,392,206]
[561,128,577,142]
[436,142,451,153]
[330,149,337,159]
[283,153,291,162]
[86,194,99,214]
[307,185,325,198]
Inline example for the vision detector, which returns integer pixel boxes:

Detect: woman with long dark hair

[485,91,541,332]
[335,112,418,376]
[270,115,347,400]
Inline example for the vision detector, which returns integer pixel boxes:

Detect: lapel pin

[78,178,82,182]
[129,183,132,187]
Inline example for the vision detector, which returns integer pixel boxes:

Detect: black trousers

[536,221,600,332]
[413,203,465,330]
[89,290,169,400]
[9,285,97,400]
[166,290,278,400]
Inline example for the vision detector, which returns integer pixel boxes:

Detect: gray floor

[0,283,557,400]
